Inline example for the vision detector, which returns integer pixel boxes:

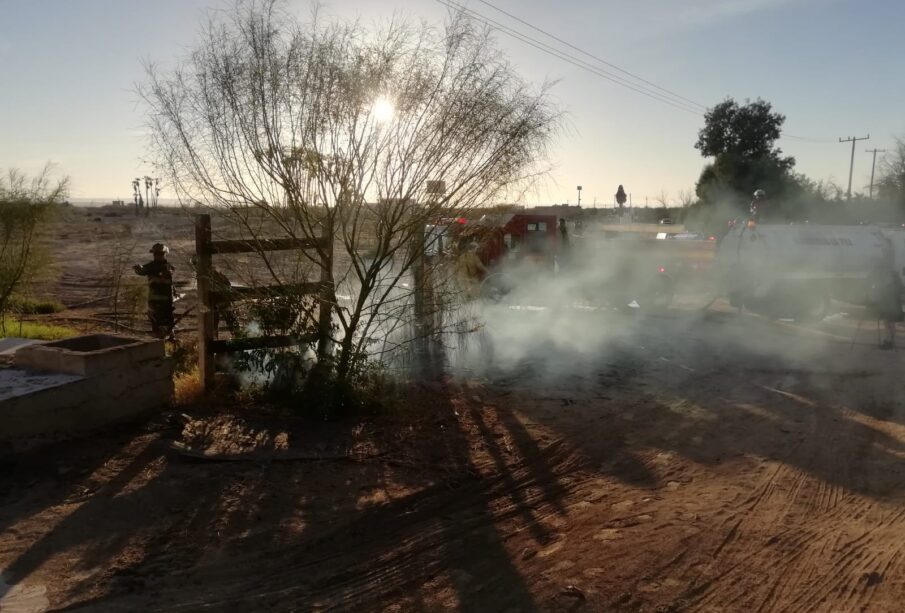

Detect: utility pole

[839,135,870,199]
[866,148,887,199]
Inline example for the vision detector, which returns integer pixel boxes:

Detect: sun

[371,96,395,123]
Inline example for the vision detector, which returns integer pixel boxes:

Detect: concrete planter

[1,334,173,443]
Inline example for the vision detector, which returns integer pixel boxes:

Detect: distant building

[531,204,583,217]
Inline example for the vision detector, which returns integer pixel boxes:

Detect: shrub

[173,367,204,407]
[8,295,65,315]
[166,338,198,377]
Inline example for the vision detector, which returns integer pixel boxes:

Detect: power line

[781,134,837,143]
[439,0,702,114]
[473,0,707,111]
[438,0,839,144]
[436,0,704,115]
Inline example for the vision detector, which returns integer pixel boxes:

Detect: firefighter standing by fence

[134,243,176,338]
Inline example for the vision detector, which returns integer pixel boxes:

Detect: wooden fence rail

[194,214,333,390]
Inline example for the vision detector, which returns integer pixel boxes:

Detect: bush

[299,358,400,420]
[166,338,198,377]
[173,368,204,407]
[8,295,66,315]
[1,166,67,320]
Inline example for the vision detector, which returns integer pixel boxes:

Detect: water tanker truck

[715,222,905,321]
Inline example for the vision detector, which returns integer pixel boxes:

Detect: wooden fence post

[195,214,215,390]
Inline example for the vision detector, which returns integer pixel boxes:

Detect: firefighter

[455,239,487,298]
[133,243,176,338]
[557,218,571,271]
[867,261,903,349]
[749,189,767,220]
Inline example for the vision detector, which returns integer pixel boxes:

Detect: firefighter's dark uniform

[135,258,176,337]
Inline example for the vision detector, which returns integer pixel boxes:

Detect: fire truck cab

[480,213,559,267]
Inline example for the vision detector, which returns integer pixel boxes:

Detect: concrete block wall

[14,335,165,377]
[0,335,173,443]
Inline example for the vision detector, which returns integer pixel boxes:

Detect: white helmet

[753,189,766,200]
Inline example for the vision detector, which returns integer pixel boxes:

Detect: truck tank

[715,223,905,319]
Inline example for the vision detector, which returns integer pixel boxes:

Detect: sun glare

[371,97,395,123]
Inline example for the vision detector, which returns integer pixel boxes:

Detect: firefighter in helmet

[750,189,767,220]
[134,243,176,338]
[455,238,487,298]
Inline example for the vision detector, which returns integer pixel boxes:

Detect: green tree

[0,165,68,328]
[694,98,796,207]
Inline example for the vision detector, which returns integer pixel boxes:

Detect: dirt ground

[4,208,905,611]
[4,278,905,611]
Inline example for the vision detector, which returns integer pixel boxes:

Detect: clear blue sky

[1,0,903,204]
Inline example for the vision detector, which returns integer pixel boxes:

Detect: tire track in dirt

[788,518,905,613]
[80,439,594,611]
[674,405,892,613]
[614,318,905,612]
[689,491,905,613]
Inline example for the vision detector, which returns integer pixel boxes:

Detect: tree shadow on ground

[1,365,578,611]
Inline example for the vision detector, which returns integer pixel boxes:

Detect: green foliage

[166,338,199,377]
[299,358,400,420]
[0,317,77,340]
[0,165,68,319]
[694,98,797,206]
[7,295,66,315]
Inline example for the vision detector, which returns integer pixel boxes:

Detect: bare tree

[654,190,672,207]
[98,225,140,331]
[0,165,68,328]
[143,1,557,385]
[677,188,697,207]
[878,137,905,207]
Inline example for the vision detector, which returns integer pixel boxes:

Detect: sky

[1,0,903,205]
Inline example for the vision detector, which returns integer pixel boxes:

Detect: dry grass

[173,367,204,407]
[0,317,78,340]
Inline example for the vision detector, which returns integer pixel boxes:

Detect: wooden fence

[194,213,333,390]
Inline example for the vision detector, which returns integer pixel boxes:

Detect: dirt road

[2,304,905,611]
